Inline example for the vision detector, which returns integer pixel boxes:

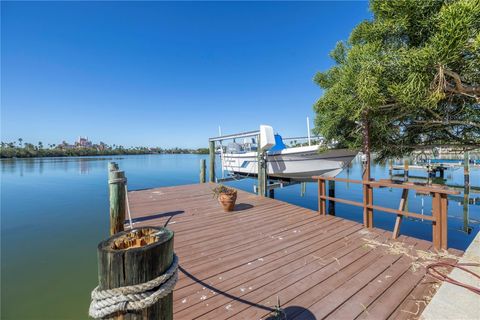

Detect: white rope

[89,254,178,319]
[109,177,127,184]
[124,184,133,229]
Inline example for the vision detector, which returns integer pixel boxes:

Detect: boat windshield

[226,137,257,153]
[226,134,287,153]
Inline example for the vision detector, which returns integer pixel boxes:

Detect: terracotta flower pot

[218,192,237,212]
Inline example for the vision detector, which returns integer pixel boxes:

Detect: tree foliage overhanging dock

[313,0,480,161]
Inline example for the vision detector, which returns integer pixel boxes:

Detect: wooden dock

[127,183,462,320]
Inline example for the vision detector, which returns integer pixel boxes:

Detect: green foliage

[314,0,480,160]
[211,185,237,199]
[0,140,209,158]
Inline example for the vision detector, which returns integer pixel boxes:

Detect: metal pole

[306,116,311,146]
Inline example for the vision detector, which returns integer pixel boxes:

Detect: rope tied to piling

[108,177,127,184]
[88,254,178,319]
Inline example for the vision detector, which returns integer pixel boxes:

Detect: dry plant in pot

[212,185,237,212]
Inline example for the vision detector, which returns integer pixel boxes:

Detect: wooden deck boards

[127,183,462,320]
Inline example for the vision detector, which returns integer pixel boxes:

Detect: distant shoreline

[0,146,209,159]
[0,152,209,160]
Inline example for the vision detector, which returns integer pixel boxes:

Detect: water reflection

[0,154,479,320]
[0,156,128,176]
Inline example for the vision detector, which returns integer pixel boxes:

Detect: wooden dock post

[328,180,335,215]
[363,182,373,228]
[109,161,119,172]
[463,183,470,233]
[403,159,409,181]
[257,134,267,197]
[464,151,470,189]
[109,170,127,236]
[200,159,206,183]
[95,227,175,319]
[318,178,326,215]
[431,192,448,250]
[463,151,470,233]
[268,182,275,199]
[300,182,306,197]
[388,159,393,175]
[209,141,215,183]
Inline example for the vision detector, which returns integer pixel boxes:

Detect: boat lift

[209,128,310,197]
[209,128,276,197]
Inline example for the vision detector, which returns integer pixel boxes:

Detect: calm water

[1,154,479,319]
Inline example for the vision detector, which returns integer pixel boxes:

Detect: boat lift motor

[259,125,275,151]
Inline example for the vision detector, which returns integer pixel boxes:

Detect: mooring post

[463,182,470,233]
[93,227,175,319]
[200,159,206,183]
[328,180,335,215]
[463,151,470,233]
[257,134,267,197]
[109,170,127,236]
[268,182,275,199]
[209,141,215,183]
[388,159,393,176]
[108,161,119,172]
[300,182,306,197]
[464,151,470,190]
[403,159,409,181]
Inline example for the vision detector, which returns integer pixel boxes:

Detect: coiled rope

[89,254,179,319]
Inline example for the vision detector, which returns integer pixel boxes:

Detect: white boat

[219,125,357,181]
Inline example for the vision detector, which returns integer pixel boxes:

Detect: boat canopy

[269,134,287,152]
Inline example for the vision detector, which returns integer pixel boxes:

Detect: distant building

[76,136,93,148]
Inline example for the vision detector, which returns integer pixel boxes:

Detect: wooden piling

[363,183,373,228]
[257,134,267,197]
[209,141,215,183]
[96,227,174,319]
[464,151,470,190]
[403,159,409,181]
[109,170,127,236]
[463,151,470,233]
[431,192,448,250]
[328,180,335,215]
[463,183,470,233]
[200,159,206,183]
[109,161,119,172]
[318,179,326,215]
[268,182,275,199]
[388,159,393,175]
[300,182,306,197]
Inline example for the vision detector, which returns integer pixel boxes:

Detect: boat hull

[221,147,357,181]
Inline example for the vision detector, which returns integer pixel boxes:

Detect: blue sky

[1,1,370,148]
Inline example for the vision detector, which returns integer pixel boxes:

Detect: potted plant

[212,185,237,212]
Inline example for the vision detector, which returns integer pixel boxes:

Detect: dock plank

[127,183,463,320]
